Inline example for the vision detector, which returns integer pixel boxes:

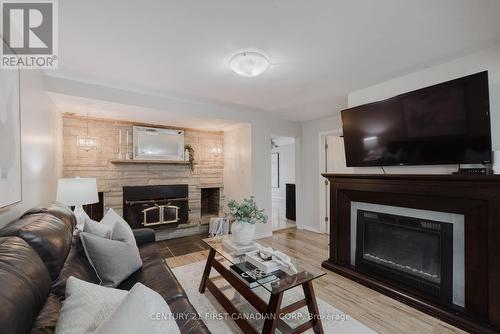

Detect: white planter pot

[231,221,256,245]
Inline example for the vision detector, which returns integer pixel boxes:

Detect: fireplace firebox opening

[123,184,189,230]
[356,210,454,305]
[201,188,220,217]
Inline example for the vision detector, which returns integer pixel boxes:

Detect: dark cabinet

[82,192,104,221]
[285,183,296,221]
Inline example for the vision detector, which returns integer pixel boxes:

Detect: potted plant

[227,196,267,245]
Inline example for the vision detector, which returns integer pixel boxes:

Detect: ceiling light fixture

[229,51,269,77]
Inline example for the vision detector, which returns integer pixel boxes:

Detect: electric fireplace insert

[355,210,453,304]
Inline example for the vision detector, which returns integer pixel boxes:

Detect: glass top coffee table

[198,236,326,334]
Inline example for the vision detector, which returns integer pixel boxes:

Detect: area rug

[172,260,376,333]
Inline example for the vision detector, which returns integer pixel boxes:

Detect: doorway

[271,136,296,231]
[319,133,352,233]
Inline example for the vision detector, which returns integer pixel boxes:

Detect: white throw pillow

[84,219,114,239]
[55,277,127,334]
[94,283,181,334]
[100,208,135,243]
[80,232,143,287]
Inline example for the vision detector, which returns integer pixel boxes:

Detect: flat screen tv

[342,71,491,167]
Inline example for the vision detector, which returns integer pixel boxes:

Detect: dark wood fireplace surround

[322,174,500,333]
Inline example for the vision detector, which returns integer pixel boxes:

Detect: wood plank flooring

[165,229,466,334]
[156,234,210,258]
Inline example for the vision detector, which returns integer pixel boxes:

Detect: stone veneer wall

[62,115,224,225]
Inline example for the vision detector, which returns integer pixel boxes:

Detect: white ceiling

[51,0,500,122]
[48,93,240,131]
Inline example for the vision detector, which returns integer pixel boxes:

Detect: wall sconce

[211,135,223,157]
[77,113,97,151]
[211,147,222,156]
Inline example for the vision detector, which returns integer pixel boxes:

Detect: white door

[323,135,352,233]
[326,136,350,173]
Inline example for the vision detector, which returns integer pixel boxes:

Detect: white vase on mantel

[231,221,255,246]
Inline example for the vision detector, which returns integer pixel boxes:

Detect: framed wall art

[0,68,21,209]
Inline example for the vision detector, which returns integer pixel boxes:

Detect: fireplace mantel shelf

[322,173,500,182]
[110,159,191,165]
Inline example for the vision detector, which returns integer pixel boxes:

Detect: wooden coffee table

[199,237,326,334]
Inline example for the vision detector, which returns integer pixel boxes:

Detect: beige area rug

[172,260,377,334]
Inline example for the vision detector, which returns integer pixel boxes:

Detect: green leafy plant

[227,196,268,225]
[184,144,197,171]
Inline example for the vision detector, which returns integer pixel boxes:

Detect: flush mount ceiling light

[229,51,269,77]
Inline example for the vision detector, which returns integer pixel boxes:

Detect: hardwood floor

[156,234,210,258]
[271,197,296,231]
[165,229,466,334]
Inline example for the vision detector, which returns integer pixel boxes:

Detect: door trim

[318,129,343,234]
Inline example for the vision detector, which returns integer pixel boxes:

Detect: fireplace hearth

[356,210,453,304]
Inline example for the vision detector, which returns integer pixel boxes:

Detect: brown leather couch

[0,202,210,334]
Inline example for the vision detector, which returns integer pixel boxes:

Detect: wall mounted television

[342,71,492,167]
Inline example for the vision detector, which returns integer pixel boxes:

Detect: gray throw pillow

[94,283,181,334]
[84,219,113,239]
[80,232,142,287]
[55,276,127,334]
[100,208,135,244]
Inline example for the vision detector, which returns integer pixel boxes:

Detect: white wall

[224,123,252,202]
[271,143,295,200]
[45,76,301,239]
[0,70,63,227]
[298,113,344,233]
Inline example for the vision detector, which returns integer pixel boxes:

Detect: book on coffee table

[229,262,282,288]
[222,237,257,256]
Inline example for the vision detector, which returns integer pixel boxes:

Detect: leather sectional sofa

[0,202,210,334]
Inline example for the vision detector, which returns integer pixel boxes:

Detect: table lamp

[57,177,98,230]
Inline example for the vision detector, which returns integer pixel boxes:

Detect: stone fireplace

[62,114,224,240]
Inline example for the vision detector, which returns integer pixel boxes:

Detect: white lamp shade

[57,178,99,206]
